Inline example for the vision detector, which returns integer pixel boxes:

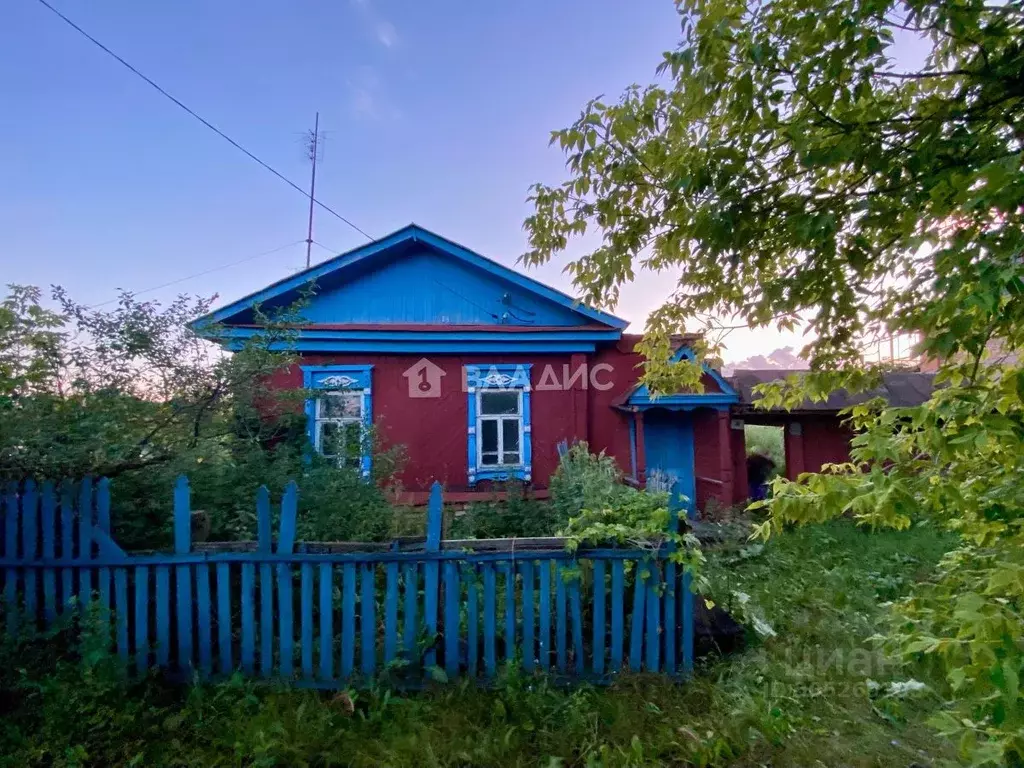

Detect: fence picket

[556,562,567,673]
[423,483,441,671]
[21,481,38,629]
[502,561,514,663]
[155,566,170,667]
[629,561,646,672]
[41,482,56,624]
[173,479,193,673]
[196,564,212,677]
[539,560,551,670]
[443,561,459,677]
[521,561,534,672]
[592,559,606,676]
[114,568,128,662]
[681,570,694,675]
[466,564,479,676]
[384,561,398,664]
[96,479,112,616]
[360,563,375,678]
[77,478,93,609]
[301,563,314,679]
[259,564,273,677]
[319,563,333,681]
[483,564,496,677]
[241,563,255,674]
[665,489,680,676]
[217,563,232,675]
[570,575,584,676]
[645,564,661,672]
[278,564,294,678]
[59,483,73,613]
[610,560,624,673]
[402,562,417,657]
[341,562,355,678]
[135,565,149,674]
[3,483,18,636]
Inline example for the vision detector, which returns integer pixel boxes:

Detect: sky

[0,0,809,362]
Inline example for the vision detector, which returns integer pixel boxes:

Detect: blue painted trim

[466,364,533,485]
[303,364,373,477]
[218,327,620,343]
[628,394,738,409]
[194,224,628,329]
[227,340,598,353]
[626,345,739,408]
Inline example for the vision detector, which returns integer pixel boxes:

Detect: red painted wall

[267,342,736,504]
[800,416,855,471]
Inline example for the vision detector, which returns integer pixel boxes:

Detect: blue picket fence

[0,476,694,685]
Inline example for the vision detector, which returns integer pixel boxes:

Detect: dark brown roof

[729,370,936,412]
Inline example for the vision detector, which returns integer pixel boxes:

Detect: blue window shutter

[467,385,477,485]
[361,387,373,479]
[301,364,374,477]
[522,384,532,483]
[465,364,533,485]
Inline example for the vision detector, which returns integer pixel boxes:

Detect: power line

[33,0,374,241]
[89,239,305,307]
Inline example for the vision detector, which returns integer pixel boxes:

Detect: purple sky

[4,1,928,361]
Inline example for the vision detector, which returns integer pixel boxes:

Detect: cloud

[375,20,397,48]
[350,0,398,49]
[346,66,380,118]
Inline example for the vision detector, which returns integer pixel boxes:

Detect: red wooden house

[196,224,935,510]
[196,225,741,511]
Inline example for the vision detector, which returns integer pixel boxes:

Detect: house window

[302,365,373,477]
[465,364,532,484]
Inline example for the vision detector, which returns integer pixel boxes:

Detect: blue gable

[298,249,584,326]
[199,225,626,330]
[626,346,739,411]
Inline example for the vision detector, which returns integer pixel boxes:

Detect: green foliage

[743,425,785,477]
[447,482,559,539]
[548,441,623,519]
[0,522,958,766]
[523,0,1024,760]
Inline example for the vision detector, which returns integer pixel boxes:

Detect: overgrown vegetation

[524,0,1024,761]
[0,286,402,550]
[743,425,784,477]
[0,522,957,767]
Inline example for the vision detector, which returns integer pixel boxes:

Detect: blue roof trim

[226,340,598,353]
[626,344,739,408]
[195,224,627,330]
[669,346,739,397]
[220,327,620,342]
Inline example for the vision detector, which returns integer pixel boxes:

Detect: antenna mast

[304,112,321,269]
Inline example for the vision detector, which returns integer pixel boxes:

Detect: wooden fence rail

[0,477,694,686]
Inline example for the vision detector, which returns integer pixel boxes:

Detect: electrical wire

[33,0,374,241]
[89,239,305,307]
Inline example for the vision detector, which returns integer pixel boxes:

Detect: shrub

[548,441,622,519]
[447,482,558,539]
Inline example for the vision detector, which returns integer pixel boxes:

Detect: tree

[523,0,1023,762]
[0,286,300,482]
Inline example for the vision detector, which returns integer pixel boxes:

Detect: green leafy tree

[524,0,1023,762]
[0,286,403,549]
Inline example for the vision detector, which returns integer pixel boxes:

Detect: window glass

[502,420,519,453]
[481,420,498,452]
[481,453,499,465]
[319,391,362,419]
[480,391,519,415]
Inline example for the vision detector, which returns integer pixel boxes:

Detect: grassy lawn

[0,521,957,767]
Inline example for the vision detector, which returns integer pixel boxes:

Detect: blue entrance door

[643,410,696,517]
